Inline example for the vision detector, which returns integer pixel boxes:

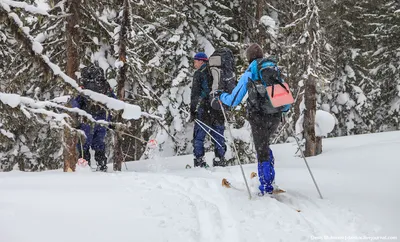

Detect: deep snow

[1,131,399,242]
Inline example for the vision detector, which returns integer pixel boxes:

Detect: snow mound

[1,131,400,242]
[295,110,336,137]
[315,110,335,136]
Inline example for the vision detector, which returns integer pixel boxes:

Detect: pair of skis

[221,172,286,194]
[222,172,301,212]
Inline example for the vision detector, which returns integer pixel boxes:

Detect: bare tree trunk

[63,127,77,172]
[303,75,317,157]
[63,0,80,171]
[316,136,322,155]
[303,0,322,157]
[117,0,129,100]
[303,1,319,157]
[66,0,80,80]
[255,0,264,21]
[238,0,254,41]
[113,135,123,171]
[114,0,130,171]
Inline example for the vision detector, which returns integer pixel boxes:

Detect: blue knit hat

[194,52,208,61]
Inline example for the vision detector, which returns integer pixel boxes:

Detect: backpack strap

[256,58,290,97]
[199,65,211,98]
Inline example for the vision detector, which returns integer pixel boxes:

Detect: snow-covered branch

[0,92,99,124]
[0,92,162,132]
[0,0,49,16]
[281,7,311,29]
[0,2,142,120]
[134,22,164,52]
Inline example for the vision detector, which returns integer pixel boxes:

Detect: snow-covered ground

[1,131,399,242]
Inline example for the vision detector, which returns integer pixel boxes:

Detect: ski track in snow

[214,175,375,242]
[113,159,377,242]
[2,131,400,242]
[0,163,380,242]
[159,175,240,242]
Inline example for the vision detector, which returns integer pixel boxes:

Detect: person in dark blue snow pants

[190,52,227,168]
[71,65,116,172]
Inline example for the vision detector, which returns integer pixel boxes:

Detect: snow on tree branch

[1,91,160,127]
[0,92,98,124]
[134,22,164,52]
[281,7,311,29]
[0,92,159,130]
[0,0,48,16]
[0,2,142,120]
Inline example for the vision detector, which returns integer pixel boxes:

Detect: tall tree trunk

[255,0,264,21]
[65,0,80,80]
[239,0,253,41]
[63,0,80,172]
[63,127,77,172]
[114,0,130,171]
[303,0,322,157]
[304,75,317,157]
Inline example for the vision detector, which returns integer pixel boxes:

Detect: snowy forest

[0,0,399,172]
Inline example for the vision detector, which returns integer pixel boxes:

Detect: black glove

[210,90,223,110]
[188,112,196,122]
[212,90,223,97]
[72,114,82,129]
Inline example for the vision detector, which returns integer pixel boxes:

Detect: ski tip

[221,178,231,188]
[250,172,257,179]
[185,164,192,169]
[272,189,286,194]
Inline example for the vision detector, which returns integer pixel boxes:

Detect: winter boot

[95,150,107,172]
[213,157,227,167]
[97,165,108,172]
[257,160,275,195]
[194,157,207,168]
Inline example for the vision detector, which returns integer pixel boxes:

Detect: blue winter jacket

[220,60,290,112]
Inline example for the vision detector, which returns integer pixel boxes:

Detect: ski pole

[122,143,131,171]
[181,108,230,142]
[194,119,224,149]
[181,107,227,148]
[218,100,252,200]
[289,125,323,199]
[272,118,289,144]
[195,118,227,140]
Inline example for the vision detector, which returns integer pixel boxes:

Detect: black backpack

[247,57,291,114]
[208,48,236,109]
[80,65,111,95]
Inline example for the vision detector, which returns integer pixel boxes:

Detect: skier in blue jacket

[218,43,289,195]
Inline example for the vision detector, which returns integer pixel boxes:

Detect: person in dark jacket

[71,65,116,172]
[190,52,226,168]
[218,44,290,195]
